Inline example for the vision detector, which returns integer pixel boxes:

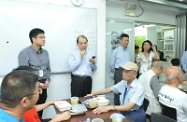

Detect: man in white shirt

[139,61,163,115]
[158,66,187,122]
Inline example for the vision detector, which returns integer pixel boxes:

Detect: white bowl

[96,98,109,106]
[92,118,104,122]
[110,113,125,122]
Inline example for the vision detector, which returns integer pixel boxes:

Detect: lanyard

[122,86,128,104]
[30,46,42,66]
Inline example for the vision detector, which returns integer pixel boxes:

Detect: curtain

[175,13,187,60]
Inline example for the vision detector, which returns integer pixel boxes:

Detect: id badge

[39,70,43,77]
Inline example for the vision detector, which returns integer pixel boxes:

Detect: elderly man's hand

[84,93,95,97]
[182,81,187,85]
[93,106,112,114]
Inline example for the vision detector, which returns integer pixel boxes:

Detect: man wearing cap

[110,33,130,105]
[86,62,146,122]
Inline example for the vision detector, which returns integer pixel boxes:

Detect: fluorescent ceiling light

[146,24,156,27]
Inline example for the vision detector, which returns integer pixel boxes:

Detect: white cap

[121,62,138,72]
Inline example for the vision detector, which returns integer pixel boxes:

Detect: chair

[151,113,176,122]
[143,98,149,112]
[159,102,177,120]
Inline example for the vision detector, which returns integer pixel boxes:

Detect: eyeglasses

[0,88,43,104]
[24,88,43,98]
[33,88,43,95]
[36,36,45,39]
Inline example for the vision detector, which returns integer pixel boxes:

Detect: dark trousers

[36,89,47,117]
[41,118,51,122]
[114,69,123,105]
[71,74,92,97]
[121,107,146,122]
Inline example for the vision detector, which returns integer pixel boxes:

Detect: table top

[54,97,133,122]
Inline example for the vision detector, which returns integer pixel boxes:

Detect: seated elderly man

[158,66,187,122]
[139,61,163,115]
[86,62,146,122]
[0,70,38,122]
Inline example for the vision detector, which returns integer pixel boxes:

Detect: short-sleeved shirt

[0,108,24,122]
[111,79,144,111]
[136,51,155,74]
[159,85,187,122]
[22,107,41,122]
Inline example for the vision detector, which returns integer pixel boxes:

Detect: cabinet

[157,32,164,51]
[159,29,175,61]
[164,38,174,52]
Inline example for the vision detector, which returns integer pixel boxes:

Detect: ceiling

[141,0,187,9]
[167,0,187,5]
[110,0,187,10]
[135,22,175,32]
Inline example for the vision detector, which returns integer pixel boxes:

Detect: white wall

[0,0,106,119]
[147,26,157,45]
[43,0,106,119]
[135,26,147,36]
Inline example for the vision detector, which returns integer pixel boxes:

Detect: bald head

[165,66,183,83]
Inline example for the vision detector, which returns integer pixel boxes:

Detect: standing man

[181,51,187,80]
[86,62,146,122]
[68,35,96,97]
[0,70,39,122]
[138,61,163,115]
[18,28,51,117]
[110,33,130,105]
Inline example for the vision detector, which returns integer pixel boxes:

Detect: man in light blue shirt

[69,35,96,97]
[110,33,130,105]
[86,62,146,122]
[0,70,39,122]
[181,51,187,80]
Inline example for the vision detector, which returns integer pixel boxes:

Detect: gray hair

[151,61,164,69]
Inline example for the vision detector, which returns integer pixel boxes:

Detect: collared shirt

[0,108,24,122]
[111,79,144,111]
[18,45,51,82]
[110,45,130,73]
[181,51,187,72]
[68,47,96,76]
